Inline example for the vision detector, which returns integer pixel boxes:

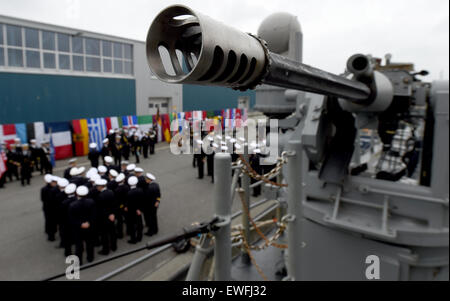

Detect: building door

[238,96,250,110]
[148,97,171,115]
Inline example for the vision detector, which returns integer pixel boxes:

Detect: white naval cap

[98,165,107,173]
[90,174,101,182]
[95,178,108,186]
[68,158,77,164]
[109,169,118,177]
[134,167,144,173]
[86,167,98,179]
[102,138,109,144]
[121,160,129,165]
[89,143,97,149]
[51,176,60,182]
[145,173,156,181]
[76,186,89,197]
[109,129,114,134]
[69,167,79,176]
[126,164,136,171]
[77,166,86,175]
[65,183,77,195]
[104,156,113,164]
[115,173,125,183]
[128,176,138,186]
[44,174,54,183]
[58,178,69,188]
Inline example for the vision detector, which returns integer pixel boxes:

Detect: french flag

[44,122,73,160]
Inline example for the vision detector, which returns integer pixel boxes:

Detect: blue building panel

[0,72,136,124]
[182,85,255,112]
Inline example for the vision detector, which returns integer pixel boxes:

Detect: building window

[113,59,122,74]
[102,41,111,57]
[86,56,100,72]
[25,28,39,49]
[59,54,70,69]
[7,25,22,46]
[124,44,132,59]
[103,58,112,72]
[0,47,4,66]
[26,50,40,68]
[0,23,3,45]
[73,55,84,71]
[72,36,83,54]
[57,33,70,52]
[42,31,55,50]
[113,42,122,58]
[0,23,134,76]
[85,38,100,56]
[7,48,23,67]
[124,61,133,75]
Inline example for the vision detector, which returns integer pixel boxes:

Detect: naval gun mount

[146,5,449,280]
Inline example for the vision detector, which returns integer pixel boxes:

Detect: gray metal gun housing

[146,5,394,108]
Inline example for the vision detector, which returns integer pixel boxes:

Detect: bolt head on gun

[146,5,268,90]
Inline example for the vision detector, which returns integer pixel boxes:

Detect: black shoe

[127,240,137,244]
[48,236,55,242]
[144,232,153,237]
[98,250,109,255]
[111,246,117,252]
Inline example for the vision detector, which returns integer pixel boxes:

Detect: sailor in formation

[39,162,162,264]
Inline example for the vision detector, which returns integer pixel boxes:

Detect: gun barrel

[146,5,371,102]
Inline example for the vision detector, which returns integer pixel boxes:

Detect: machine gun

[146,5,448,281]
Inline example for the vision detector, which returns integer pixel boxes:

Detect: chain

[239,228,269,281]
[236,189,288,250]
[236,151,288,187]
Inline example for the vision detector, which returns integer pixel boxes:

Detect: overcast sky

[1,0,448,80]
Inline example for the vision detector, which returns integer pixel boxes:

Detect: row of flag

[0,108,248,162]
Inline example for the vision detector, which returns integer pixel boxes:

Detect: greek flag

[87,118,107,151]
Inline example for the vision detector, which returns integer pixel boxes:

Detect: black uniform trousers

[100,219,117,253]
[127,212,143,242]
[144,206,158,235]
[73,228,95,265]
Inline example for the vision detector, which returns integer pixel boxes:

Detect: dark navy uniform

[88,149,100,168]
[96,188,118,254]
[143,182,161,236]
[41,184,59,241]
[114,183,130,238]
[68,196,96,265]
[126,187,144,243]
[60,194,77,256]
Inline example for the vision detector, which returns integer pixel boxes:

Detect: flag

[109,116,122,130]
[193,111,206,120]
[0,149,7,178]
[72,119,89,156]
[137,115,153,133]
[152,114,163,143]
[14,123,27,144]
[87,118,107,151]
[44,122,73,160]
[162,114,172,142]
[0,124,17,147]
[26,122,46,146]
[177,112,185,132]
[122,115,137,127]
[49,130,56,167]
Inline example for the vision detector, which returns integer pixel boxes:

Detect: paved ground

[0,143,249,281]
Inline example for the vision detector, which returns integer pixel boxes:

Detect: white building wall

[133,42,182,116]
